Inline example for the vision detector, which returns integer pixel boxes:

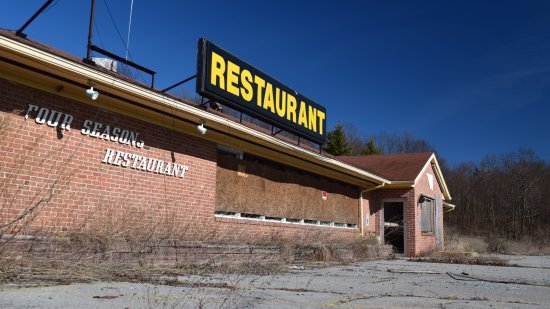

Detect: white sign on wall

[427,173,434,190]
[102,148,188,178]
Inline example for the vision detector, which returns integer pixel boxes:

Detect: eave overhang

[0,33,388,189]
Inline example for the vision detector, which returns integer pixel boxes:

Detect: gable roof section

[338,153,433,181]
[338,153,451,200]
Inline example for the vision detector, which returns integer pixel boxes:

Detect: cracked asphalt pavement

[1,255,549,308]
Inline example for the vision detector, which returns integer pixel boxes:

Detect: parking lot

[1,255,549,308]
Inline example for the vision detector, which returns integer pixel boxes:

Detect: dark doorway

[384,202,404,253]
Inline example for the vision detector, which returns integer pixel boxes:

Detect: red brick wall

[0,78,218,237]
[212,216,359,243]
[373,188,416,256]
[368,165,446,256]
[413,163,444,255]
[362,191,377,236]
[0,78,363,243]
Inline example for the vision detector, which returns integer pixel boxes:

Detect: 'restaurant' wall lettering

[23,104,190,179]
[101,148,189,178]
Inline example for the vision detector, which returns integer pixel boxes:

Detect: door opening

[384,202,404,253]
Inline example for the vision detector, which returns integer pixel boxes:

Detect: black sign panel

[196,38,327,144]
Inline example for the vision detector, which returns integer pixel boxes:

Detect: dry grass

[274,234,385,264]
[0,225,390,288]
[0,183,390,289]
[444,230,489,253]
[488,238,550,255]
[410,255,509,266]
[445,229,550,255]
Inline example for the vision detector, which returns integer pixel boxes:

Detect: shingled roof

[337,152,434,181]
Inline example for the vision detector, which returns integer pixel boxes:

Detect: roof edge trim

[412,153,451,200]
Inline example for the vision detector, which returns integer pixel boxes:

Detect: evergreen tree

[361,137,382,155]
[326,124,352,156]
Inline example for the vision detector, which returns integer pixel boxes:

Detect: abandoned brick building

[0,29,454,256]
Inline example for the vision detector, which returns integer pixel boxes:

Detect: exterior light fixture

[197,122,207,135]
[85,86,99,100]
[209,101,223,112]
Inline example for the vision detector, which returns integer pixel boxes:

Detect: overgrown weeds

[0,226,389,288]
[445,228,550,255]
[273,233,385,263]
[410,255,509,266]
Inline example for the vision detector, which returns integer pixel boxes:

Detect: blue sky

[1,1,549,165]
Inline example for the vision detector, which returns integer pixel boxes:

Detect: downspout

[443,202,456,213]
[360,184,385,236]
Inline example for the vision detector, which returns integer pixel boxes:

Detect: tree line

[325,124,436,156]
[325,124,550,242]
[445,149,550,241]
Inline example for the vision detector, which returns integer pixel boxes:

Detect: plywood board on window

[216,153,359,224]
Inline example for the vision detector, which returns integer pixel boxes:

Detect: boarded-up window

[216,152,359,224]
[420,198,434,233]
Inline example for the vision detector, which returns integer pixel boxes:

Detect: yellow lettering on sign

[210,51,225,89]
[226,61,240,96]
[317,110,326,135]
[207,48,325,139]
[275,89,286,117]
[254,76,266,107]
[298,101,308,129]
[308,105,317,133]
[287,94,297,123]
[240,69,253,101]
[263,83,275,113]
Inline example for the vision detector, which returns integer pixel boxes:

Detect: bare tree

[374,131,435,154]
[341,123,365,155]
[445,148,550,243]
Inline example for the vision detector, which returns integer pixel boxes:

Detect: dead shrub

[444,229,488,253]
[311,243,339,261]
[270,233,341,263]
[1,208,393,287]
[277,242,298,263]
[65,230,113,254]
[486,237,508,253]
[445,229,550,255]
[495,238,550,255]
[352,235,384,259]
[272,233,389,263]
